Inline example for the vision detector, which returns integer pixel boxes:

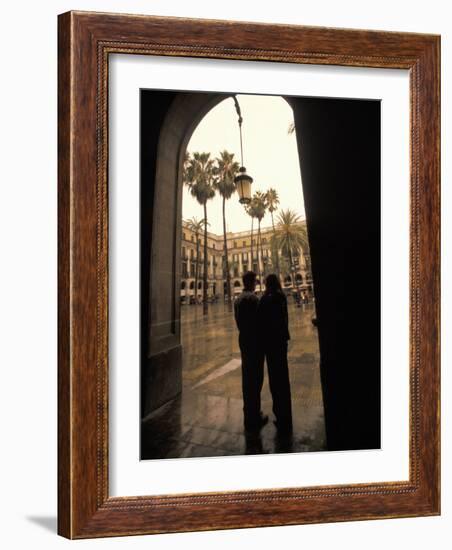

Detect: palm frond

[213,150,240,200]
[274,209,309,266]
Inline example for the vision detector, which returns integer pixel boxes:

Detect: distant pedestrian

[258,274,293,434]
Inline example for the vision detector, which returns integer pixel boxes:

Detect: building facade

[180,219,313,302]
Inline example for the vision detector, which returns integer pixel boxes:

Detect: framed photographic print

[58,11,440,538]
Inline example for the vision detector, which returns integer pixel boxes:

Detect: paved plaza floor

[141,299,326,460]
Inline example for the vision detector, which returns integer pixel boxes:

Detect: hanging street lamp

[235,167,253,205]
[232,95,253,205]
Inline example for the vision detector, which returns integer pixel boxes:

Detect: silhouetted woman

[258,274,293,434]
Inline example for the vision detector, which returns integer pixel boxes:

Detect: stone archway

[142,93,232,416]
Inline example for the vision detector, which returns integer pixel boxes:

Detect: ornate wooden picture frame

[58,11,440,538]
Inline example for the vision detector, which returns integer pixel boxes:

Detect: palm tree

[246,199,259,281]
[214,150,239,309]
[185,217,205,304]
[254,191,267,266]
[249,191,267,293]
[245,202,256,268]
[274,209,309,298]
[183,152,216,315]
[265,188,280,276]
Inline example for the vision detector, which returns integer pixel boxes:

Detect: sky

[183,94,306,235]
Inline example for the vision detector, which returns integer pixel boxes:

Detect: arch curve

[143,93,233,414]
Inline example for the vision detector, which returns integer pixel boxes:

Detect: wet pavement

[141,300,326,459]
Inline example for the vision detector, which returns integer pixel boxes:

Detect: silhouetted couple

[234,271,293,435]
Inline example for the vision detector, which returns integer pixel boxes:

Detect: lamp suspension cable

[232,94,253,205]
[233,95,244,167]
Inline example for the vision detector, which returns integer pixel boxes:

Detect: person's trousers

[239,337,264,429]
[265,341,293,431]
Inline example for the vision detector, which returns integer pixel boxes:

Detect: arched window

[198,281,202,289]
[189,281,195,290]
[181,281,186,290]
[284,275,292,283]
[295,273,303,282]
[234,280,241,287]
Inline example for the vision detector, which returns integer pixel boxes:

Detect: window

[242,240,246,247]
[191,235,194,242]
[242,252,248,261]
[263,237,267,244]
[233,241,237,248]
[183,232,186,241]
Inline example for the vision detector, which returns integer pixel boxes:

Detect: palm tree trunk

[259,220,265,276]
[203,203,208,315]
[194,235,199,304]
[289,246,301,301]
[222,196,232,310]
[257,220,263,295]
[250,217,254,271]
[270,211,280,278]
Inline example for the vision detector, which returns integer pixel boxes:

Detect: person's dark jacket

[257,291,290,344]
[234,290,260,341]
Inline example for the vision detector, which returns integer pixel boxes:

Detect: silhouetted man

[234,271,268,432]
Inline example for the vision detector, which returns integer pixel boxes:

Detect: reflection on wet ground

[141,301,326,459]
